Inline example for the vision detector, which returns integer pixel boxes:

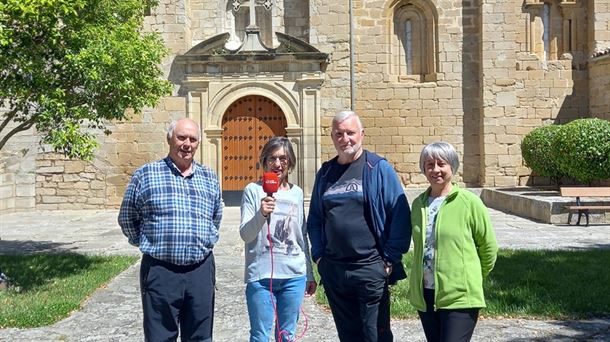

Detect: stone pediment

[274,32,323,54]
[177,32,328,63]
[185,33,232,55]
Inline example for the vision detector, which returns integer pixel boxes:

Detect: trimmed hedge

[521,118,610,184]
[521,124,564,180]
[555,118,610,184]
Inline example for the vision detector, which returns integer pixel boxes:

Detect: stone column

[589,0,610,54]
[480,0,520,186]
[183,79,220,172]
[296,74,324,200]
[285,127,303,188]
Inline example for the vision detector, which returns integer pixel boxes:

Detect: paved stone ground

[1,205,610,341]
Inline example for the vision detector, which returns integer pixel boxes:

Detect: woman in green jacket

[409,142,498,342]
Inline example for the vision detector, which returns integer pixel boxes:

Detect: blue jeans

[245,275,306,342]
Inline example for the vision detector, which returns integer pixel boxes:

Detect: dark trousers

[318,258,393,342]
[418,288,479,342]
[140,253,216,342]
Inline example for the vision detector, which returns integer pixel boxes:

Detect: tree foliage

[0,0,171,160]
[521,124,565,183]
[521,118,610,185]
[554,118,610,184]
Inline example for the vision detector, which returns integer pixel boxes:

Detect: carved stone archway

[174,32,328,198]
[221,95,287,191]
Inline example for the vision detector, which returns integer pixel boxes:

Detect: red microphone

[262,172,279,225]
[262,172,279,197]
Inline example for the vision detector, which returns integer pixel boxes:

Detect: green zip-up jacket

[408,183,498,311]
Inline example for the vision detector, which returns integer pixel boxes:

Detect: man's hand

[305,280,317,296]
[384,261,393,275]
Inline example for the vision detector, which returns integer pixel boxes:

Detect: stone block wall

[480,0,588,187]
[309,0,356,186]
[311,0,590,187]
[98,100,182,209]
[284,0,310,41]
[591,0,610,53]
[590,53,610,120]
[0,127,37,213]
[35,153,107,209]
[349,1,471,187]
[31,100,178,211]
[144,0,189,54]
[1,0,608,212]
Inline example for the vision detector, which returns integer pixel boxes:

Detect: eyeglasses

[267,156,289,165]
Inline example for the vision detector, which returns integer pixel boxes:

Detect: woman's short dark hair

[259,136,296,172]
[419,141,460,174]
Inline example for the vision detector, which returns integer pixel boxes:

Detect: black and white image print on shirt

[264,198,302,256]
[325,178,362,197]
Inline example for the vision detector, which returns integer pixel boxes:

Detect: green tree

[521,124,565,185]
[0,0,171,160]
[554,118,610,184]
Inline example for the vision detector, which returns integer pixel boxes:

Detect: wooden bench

[560,187,610,226]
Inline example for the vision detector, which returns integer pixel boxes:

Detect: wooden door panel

[222,96,287,191]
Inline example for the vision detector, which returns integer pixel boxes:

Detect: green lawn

[3,249,608,329]
[0,254,138,328]
[316,249,610,319]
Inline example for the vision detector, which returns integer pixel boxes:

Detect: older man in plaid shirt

[119,118,223,342]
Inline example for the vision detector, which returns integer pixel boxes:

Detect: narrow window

[405,20,413,75]
[543,3,550,61]
[392,1,437,82]
[567,18,572,51]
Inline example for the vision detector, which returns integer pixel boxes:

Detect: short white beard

[340,143,361,158]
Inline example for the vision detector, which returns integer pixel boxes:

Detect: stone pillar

[296,74,324,200]
[480,0,520,186]
[589,0,610,54]
[183,79,218,170]
[285,127,303,188]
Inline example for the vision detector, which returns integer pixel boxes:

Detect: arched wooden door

[222,95,287,191]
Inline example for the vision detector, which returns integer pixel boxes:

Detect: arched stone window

[390,0,437,82]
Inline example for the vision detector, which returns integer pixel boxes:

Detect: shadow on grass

[567,242,610,250]
[0,239,79,255]
[485,250,610,320]
[508,318,610,342]
[0,253,104,292]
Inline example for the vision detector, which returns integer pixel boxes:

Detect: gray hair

[167,119,201,140]
[259,136,296,172]
[419,142,460,174]
[332,110,363,130]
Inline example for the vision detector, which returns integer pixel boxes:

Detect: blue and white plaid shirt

[118,157,223,266]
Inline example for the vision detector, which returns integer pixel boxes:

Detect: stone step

[481,187,610,225]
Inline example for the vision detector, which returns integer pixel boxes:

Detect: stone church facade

[1,0,610,212]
